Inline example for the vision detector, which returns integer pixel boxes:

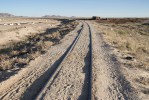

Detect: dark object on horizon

[92,16,100,20]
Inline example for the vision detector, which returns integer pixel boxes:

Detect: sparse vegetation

[95,21,149,70]
[16,31,20,34]
[0,20,78,72]
[136,77,149,85]
[95,19,149,98]
[117,30,128,35]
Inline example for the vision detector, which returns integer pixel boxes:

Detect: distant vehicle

[92,16,100,20]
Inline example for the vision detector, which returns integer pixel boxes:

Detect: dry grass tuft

[136,77,149,85]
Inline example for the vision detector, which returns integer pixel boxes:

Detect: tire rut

[24,23,84,100]
[0,22,83,100]
[36,22,92,100]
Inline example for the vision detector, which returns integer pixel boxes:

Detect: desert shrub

[117,30,127,35]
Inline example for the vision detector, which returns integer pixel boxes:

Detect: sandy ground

[37,22,90,100]
[0,21,82,100]
[0,20,144,100]
[0,18,60,48]
[90,22,138,100]
[92,21,149,100]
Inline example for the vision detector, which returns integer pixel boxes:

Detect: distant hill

[0,13,15,17]
[42,15,63,18]
[42,15,73,19]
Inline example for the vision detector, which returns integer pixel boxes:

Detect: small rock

[31,47,37,52]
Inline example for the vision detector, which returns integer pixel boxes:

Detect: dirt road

[36,22,92,100]
[0,21,138,100]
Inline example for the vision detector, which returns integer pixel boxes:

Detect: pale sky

[0,0,149,17]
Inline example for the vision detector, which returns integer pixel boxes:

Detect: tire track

[33,23,84,100]
[0,22,83,100]
[36,21,93,100]
[86,22,93,100]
